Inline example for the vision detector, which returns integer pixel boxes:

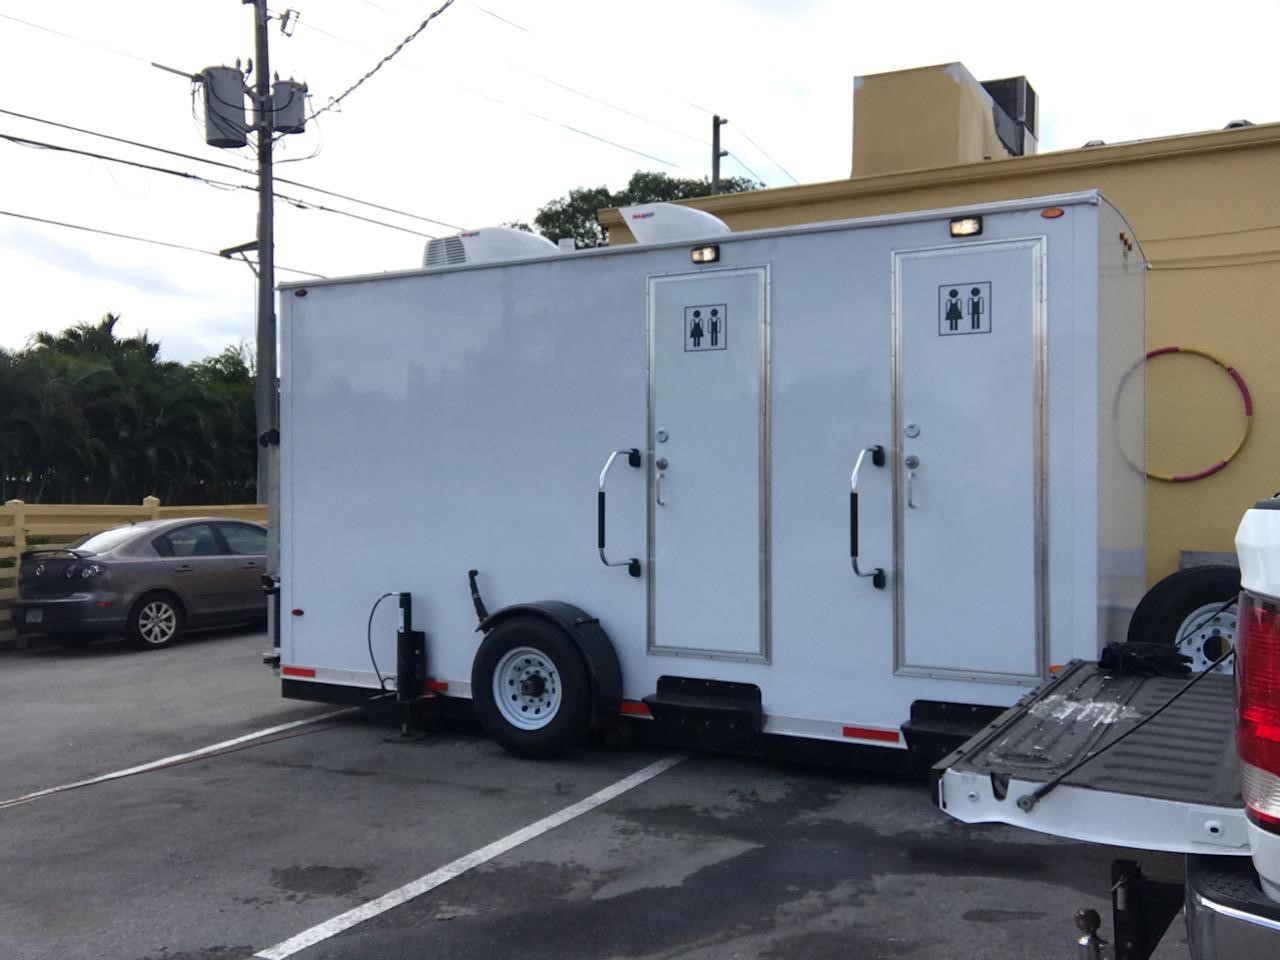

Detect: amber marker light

[1041,207,1065,219]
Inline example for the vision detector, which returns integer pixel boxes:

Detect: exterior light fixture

[691,245,720,264]
[949,216,983,238]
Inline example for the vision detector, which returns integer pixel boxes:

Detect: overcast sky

[0,0,1275,363]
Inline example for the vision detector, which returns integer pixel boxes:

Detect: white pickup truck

[935,498,1280,957]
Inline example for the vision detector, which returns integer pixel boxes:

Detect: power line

[0,208,326,278]
[520,106,682,169]
[508,64,706,147]
[290,15,691,170]
[467,3,532,32]
[726,151,766,186]
[0,11,150,65]
[311,0,457,121]
[0,131,437,239]
[11,3,696,189]
[0,107,466,231]
[458,4,715,120]
[734,126,800,185]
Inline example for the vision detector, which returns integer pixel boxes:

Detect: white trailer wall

[279,192,1144,746]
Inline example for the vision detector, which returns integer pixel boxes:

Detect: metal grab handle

[655,456,669,507]
[906,471,918,509]
[850,445,886,590]
[598,448,642,578]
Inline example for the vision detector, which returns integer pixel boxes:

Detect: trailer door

[648,268,768,660]
[894,240,1044,680]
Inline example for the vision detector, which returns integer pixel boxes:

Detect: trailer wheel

[1127,565,1239,672]
[471,616,593,759]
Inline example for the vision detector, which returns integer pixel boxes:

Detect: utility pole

[158,3,305,663]
[711,115,728,194]
[248,0,282,659]
[250,0,276,506]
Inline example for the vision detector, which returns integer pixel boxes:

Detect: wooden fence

[0,498,266,645]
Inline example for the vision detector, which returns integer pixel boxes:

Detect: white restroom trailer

[276,191,1146,764]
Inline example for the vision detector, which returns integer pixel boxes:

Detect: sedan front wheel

[128,593,183,650]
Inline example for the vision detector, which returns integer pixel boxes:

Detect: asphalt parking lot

[0,628,1186,960]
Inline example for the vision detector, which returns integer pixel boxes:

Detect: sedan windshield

[73,526,140,555]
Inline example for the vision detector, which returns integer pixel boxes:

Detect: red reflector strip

[620,700,652,718]
[425,680,449,693]
[842,725,901,744]
[281,666,316,678]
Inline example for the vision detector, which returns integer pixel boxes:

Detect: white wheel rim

[1175,601,1236,673]
[139,601,177,645]
[493,646,562,730]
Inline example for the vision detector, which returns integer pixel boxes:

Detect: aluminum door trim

[890,237,1048,684]
[645,265,772,663]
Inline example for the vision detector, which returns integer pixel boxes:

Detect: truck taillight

[1237,589,1280,831]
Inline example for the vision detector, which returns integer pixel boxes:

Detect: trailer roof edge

[278,190,1106,291]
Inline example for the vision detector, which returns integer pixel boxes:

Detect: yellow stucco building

[602,64,1280,583]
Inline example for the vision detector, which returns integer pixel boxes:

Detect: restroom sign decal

[939,282,991,336]
[685,304,727,351]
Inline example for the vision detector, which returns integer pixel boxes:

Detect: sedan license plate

[25,609,42,624]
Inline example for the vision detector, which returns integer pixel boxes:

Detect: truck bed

[934,660,1249,855]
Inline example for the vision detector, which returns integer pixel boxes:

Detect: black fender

[479,601,622,729]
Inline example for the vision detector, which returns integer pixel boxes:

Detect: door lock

[904,455,920,469]
[656,457,669,470]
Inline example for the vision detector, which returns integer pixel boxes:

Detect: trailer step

[900,699,1007,764]
[642,676,762,734]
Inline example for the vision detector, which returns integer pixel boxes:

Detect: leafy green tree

[532,170,759,248]
[0,315,257,505]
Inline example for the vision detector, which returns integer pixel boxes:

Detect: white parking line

[0,708,354,810]
[253,751,689,960]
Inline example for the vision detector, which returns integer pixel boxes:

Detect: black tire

[127,592,184,650]
[471,616,594,759]
[1127,565,1240,669]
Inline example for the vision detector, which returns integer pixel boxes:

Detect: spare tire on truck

[1127,565,1240,672]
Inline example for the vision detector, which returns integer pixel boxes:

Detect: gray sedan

[12,517,267,649]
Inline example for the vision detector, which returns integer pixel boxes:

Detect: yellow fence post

[4,500,27,649]
[6,499,26,561]
[143,496,160,520]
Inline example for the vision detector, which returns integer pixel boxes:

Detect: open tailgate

[933,660,1249,855]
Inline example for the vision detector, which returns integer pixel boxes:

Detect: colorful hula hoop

[1138,346,1253,482]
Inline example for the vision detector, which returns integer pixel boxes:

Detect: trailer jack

[387,591,429,741]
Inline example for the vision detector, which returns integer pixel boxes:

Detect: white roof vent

[422,227,557,267]
[618,203,730,245]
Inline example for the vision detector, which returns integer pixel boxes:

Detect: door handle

[655,457,668,507]
[597,448,642,578]
[905,454,920,509]
[175,565,193,573]
[850,445,886,589]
